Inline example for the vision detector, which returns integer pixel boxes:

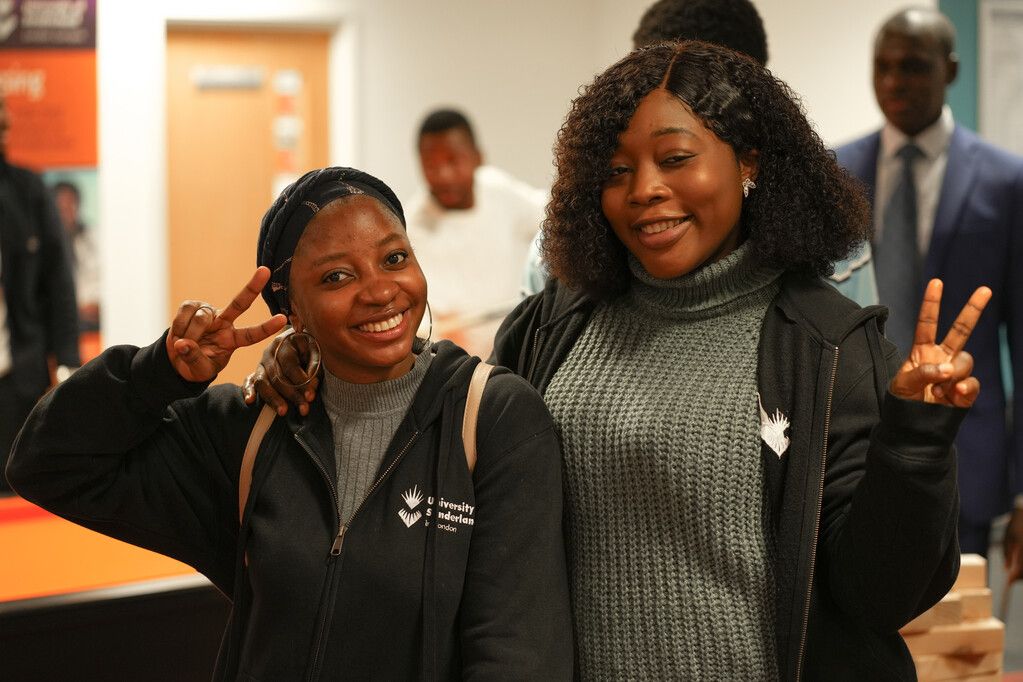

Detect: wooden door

[167,28,330,385]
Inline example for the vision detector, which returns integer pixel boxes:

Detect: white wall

[98,0,601,344]
[758,0,937,145]
[98,0,932,345]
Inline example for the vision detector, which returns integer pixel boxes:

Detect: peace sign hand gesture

[166,267,288,383]
[889,279,992,407]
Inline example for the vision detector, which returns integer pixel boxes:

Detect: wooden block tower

[901,554,1005,681]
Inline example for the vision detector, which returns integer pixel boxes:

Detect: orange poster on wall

[1,0,101,352]
[0,49,96,168]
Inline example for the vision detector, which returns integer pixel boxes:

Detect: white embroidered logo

[398,485,423,528]
[758,393,790,459]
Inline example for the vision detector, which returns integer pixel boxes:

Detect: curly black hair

[543,41,871,300]
[632,0,768,65]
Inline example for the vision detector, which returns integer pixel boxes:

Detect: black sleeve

[488,291,542,375]
[458,372,573,680]
[6,333,255,592]
[34,176,80,367]
[818,323,964,632]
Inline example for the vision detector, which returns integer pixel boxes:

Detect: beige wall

[97,0,927,347]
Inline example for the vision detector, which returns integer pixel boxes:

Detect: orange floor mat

[0,496,197,603]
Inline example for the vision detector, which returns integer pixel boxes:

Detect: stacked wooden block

[901,554,1005,681]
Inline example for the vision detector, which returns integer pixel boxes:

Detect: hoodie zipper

[329,430,420,555]
[300,429,420,682]
[794,346,839,681]
[526,326,545,385]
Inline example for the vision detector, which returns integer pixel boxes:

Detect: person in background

[835,7,1023,574]
[6,166,572,679]
[0,94,79,494]
[54,180,101,332]
[407,108,545,327]
[521,0,879,307]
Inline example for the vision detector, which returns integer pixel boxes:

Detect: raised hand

[242,329,321,416]
[166,267,288,383]
[889,279,991,407]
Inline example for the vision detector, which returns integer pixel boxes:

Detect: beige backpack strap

[461,361,494,473]
[239,404,277,524]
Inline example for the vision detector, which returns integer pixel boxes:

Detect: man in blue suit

[836,7,1023,568]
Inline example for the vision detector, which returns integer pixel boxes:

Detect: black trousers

[0,373,39,494]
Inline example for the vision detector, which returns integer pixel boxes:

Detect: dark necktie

[875,143,923,356]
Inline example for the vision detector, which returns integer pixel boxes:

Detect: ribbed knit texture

[321,351,432,525]
[544,243,782,680]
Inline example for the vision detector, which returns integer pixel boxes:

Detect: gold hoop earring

[272,331,321,388]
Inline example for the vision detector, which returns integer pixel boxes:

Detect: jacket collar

[773,272,888,348]
[537,276,595,330]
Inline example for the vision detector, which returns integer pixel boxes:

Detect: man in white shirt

[835,7,1023,568]
[406,109,545,340]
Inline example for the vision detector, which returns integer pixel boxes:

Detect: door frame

[97,6,358,347]
[166,12,360,176]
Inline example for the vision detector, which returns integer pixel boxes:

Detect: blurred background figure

[631,0,767,59]
[0,94,80,494]
[53,180,100,332]
[407,108,545,353]
[835,6,1023,565]
[521,0,877,307]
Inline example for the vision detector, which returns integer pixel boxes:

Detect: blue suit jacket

[836,125,1023,524]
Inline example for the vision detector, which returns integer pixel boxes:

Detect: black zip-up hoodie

[7,337,573,681]
[490,273,965,681]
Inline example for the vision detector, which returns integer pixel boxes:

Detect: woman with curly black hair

[491,42,990,680]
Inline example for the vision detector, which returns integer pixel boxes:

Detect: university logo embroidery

[758,393,790,459]
[398,485,423,528]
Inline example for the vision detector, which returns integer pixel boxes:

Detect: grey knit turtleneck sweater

[544,243,783,680]
[320,350,432,525]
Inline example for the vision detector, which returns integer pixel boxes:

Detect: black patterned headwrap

[257,167,406,316]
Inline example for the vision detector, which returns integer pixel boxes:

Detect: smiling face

[287,195,427,384]
[601,89,756,280]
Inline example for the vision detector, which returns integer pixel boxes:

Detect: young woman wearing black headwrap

[6,167,573,680]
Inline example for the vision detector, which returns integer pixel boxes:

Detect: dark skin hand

[170,267,288,384]
[1006,507,1023,585]
[242,327,320,416]
[887,279,989,407]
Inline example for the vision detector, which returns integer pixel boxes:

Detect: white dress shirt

[406,165,546,322]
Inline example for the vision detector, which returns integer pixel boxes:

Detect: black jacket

[491,273,965,681]
[0,158,80,396]
[7,337,573,681]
